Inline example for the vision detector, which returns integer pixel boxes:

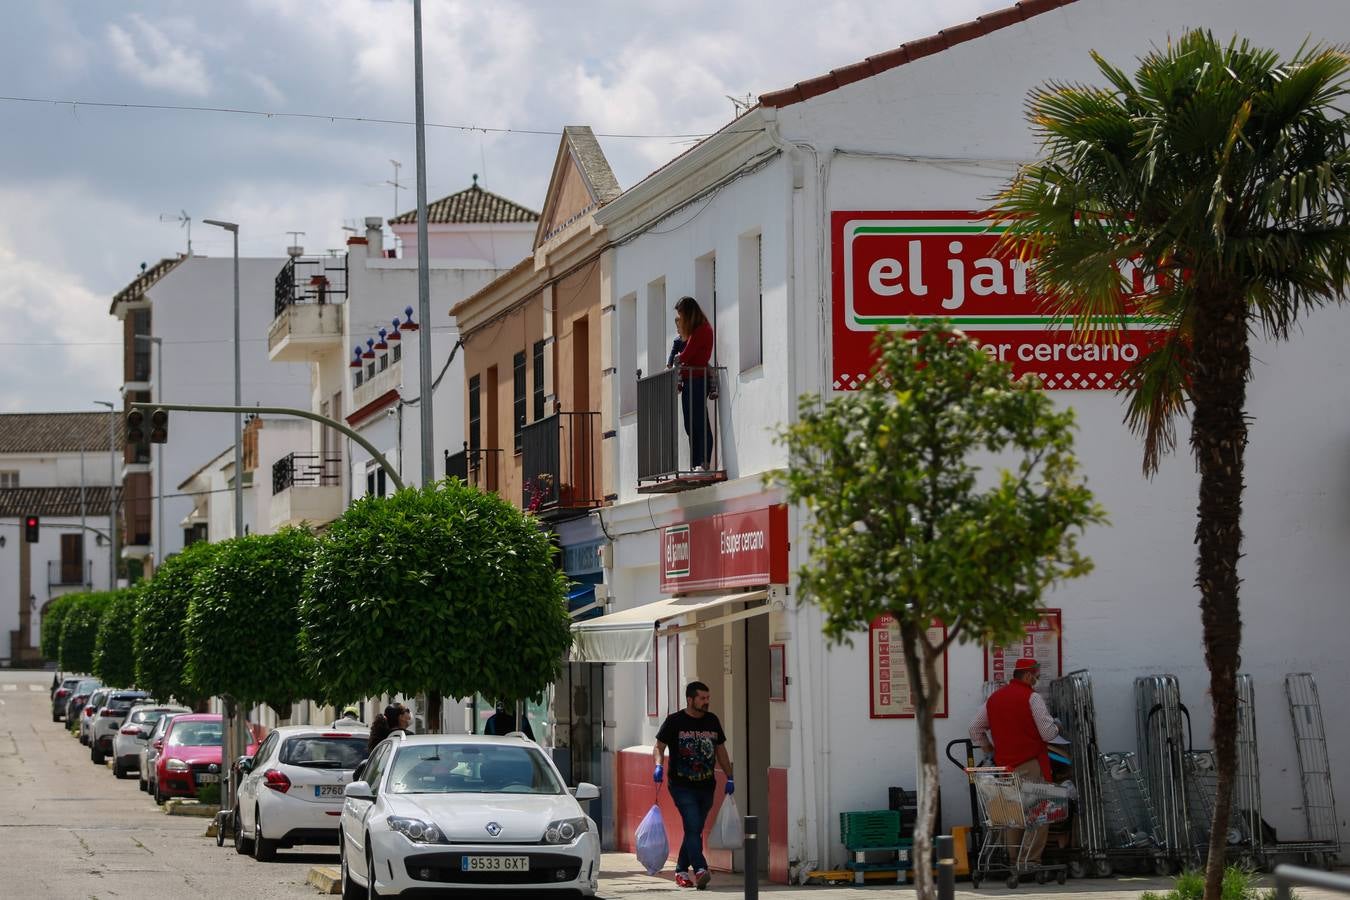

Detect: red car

[153,714,258,804]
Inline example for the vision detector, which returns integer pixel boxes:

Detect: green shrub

[59,592,115,674]
[1141,866,1292,900]
[92,588,140,688]
[41,594,78,663]
[135,541,220,706]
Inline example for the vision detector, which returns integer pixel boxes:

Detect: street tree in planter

[134,540,221,708]
[774,323,1103,900]
[300,481,570,731]
[41,592,78,664]
[93,588,140,689]
[991,32,1350,899]
[59,591,115,675]
[183,528,319,717]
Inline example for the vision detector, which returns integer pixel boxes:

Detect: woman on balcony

[671,296,716,471]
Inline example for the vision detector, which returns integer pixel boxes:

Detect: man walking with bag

[654,681,734,890]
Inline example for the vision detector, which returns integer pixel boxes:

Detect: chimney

[364,216,384,258]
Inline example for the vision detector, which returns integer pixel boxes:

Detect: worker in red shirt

[968,658,1062,864]
[669,296,716,470]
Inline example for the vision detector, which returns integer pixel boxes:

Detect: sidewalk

[597,854,1348,899]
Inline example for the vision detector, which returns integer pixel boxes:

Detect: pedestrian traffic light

[149,408,169,444]
[126,409,146,444]
[24,516,39,543]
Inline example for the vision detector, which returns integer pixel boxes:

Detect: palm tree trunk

[1190,288,1248,900]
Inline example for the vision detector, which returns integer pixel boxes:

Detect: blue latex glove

[725,777,735,796]
[653,764,664,784]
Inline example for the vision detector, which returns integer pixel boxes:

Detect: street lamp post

[412,0,434,486]
[135,335,165,567]
[203,219,242,541]
[94,400,116,589]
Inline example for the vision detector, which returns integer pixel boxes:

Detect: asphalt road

[0,668,323,899]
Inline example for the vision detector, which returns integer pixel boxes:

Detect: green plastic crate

[840,809,903,851]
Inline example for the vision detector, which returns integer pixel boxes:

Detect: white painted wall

[390,221,533,269]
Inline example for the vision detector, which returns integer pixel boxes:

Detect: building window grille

[513,351,526,453]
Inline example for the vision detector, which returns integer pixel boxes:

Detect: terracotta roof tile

[0,486,119,518]
[390,178,539,225]
[0,413,124,454]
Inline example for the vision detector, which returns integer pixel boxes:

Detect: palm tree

[993,31,1350,899]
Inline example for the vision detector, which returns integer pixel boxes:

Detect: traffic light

[127,409,146,444]
[23,515,39,543]
[150,408,169,444]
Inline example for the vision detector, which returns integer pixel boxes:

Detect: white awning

[570,590,771,663]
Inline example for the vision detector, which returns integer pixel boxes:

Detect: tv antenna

[159,210,192,255]
[726,93,757,118]
[386,159,404,217]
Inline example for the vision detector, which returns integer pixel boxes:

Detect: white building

[0,412,118,666]
[579,0,1350,879]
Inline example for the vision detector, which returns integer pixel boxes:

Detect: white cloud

[106,14,211,96]
[243,72,285,105]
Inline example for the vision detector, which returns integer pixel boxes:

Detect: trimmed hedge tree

[59,592,115,674]
[41,593,78,664]
[300,481,571,727]
[92,588,140,689]
[135,540,220,706]
[183,528,318,714]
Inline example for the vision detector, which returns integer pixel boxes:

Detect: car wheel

[252,806,277,861]
[233,807,254,855]
[367,847,381,899]
[91,744,105,766]
[79,730,89,746]
[51,710,59,723]
[138,773,148,792]
[341,834,364,900]
[154,783,166,805]
[113,758,128,779]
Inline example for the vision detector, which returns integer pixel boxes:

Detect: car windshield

[167,722,222,747]
[61,679,80,689]
[387,744,563,795]
[280,735,368,769]
[109,695,147,711]
[131,709,169,726]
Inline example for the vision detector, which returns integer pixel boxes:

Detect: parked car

[78,688,112,746]
[90,690,152,765]
[141,712,182,795]
[232,725,370,861]
[154,714,258,805]
[51,677,82,722]
[112,703,189,778]
[65,679,101,729]
[338,733,600,898]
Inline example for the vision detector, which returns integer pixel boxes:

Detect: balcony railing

[272,452,342,495]
[522,411,600,518]
[274,255,349,317]
[636,365,728,493]
[445,445,503,493]
[48,559,92,588]
[127,513,152,547]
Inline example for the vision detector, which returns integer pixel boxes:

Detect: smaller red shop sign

[660,505,789,594]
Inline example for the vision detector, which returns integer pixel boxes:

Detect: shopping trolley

[968,767,1071,889]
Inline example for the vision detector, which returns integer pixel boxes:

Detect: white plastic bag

[635,803,669,875]
[707,795,744,850]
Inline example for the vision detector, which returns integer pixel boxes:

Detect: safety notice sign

[984,609,1063,697]
[869,615,948,719]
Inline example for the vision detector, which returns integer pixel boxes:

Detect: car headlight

[543,817,589,844]
[165,759,190,772]
[387,816,446,844]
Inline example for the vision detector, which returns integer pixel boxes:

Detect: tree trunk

[426,691,443,734]
[900,619,942,900]
[1190,289,1249,900]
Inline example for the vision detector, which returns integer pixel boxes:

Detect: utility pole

[79,449,87,586]
[136,335,165,567]
[412,0,434,487]
[94,401,116,589]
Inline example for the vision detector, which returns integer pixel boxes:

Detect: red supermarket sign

[831,211,1165,390]
[660,505,789,594]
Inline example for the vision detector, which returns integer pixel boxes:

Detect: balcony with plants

[267,254,349,362]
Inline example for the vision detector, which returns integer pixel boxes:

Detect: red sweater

[985,679,1052,779]
[678,322,714,373]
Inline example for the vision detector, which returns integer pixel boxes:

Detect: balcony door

[60,534,84,585]
[570,316,593,503]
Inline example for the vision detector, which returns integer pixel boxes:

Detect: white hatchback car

[234,725,370,861]
[339,733,600,898]
[111,703,190,779]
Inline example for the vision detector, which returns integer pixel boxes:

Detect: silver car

[112,704,189,779]
[79,688,112,746]
[140,712,183,795]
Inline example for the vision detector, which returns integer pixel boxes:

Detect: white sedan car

[339,733,600,898]
[234,725,370,861]
[111,703,190,779]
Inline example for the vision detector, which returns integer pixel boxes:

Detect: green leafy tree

[300,481,570,730]
[41,593,78,664]
[59,592,115,675]
[774,323,1103,900]
[93,588,140,688]
[991,32,1350,897]
[135,541,221,707]
[183,528,319,715]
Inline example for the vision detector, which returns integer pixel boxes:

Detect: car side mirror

[152,739,163,750]
[344,781,374,801]
[572,782,600,802]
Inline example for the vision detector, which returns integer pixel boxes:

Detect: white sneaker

[691,465,706,473]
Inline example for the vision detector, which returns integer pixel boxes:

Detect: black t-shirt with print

[656,709,726,789]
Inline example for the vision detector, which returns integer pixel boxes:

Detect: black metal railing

[521,411,600,516]
[48,559,92,588]
[445,445,503,493]
[636,365,727,491]
[274,255,349,317]
[272,451,342,495]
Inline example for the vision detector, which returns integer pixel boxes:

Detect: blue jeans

[668,783,716,873]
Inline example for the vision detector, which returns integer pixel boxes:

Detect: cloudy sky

[0,0,1006,412]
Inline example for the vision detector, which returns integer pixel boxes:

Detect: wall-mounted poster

[869,615,948,719]
[984,609,1063,697]
[769,644,787,703]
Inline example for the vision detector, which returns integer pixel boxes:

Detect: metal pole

[743,815,758,900]
[95,401,117,589]
[232,228,242,539]
[937,834,955,900]
[412,0,434,486]
[79,449,86,584]
[155,337,164,565]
